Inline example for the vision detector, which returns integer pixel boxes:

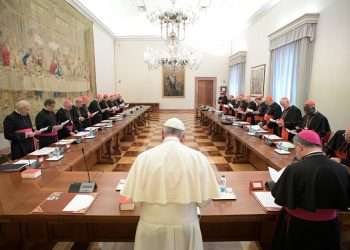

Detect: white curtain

[228,63,245,97]
[270,37,314,107]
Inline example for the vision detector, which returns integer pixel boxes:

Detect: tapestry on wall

[250,64,265,97]
[0,0,96,130]
[162,65,185,97]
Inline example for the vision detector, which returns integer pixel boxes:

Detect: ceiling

[72,0,280,55]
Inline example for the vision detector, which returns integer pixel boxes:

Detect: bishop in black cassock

[35,99,62,148]
[272,130,350,250]
[300,100,331,143]
[88,95,103,125]
[277,97,302,141]
[3,100,38,160]
[56,100,75,140]
[326,129,350,167]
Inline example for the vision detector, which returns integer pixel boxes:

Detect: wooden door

[195,77,216,108]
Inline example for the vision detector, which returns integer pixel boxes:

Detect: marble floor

[55,111,259,250]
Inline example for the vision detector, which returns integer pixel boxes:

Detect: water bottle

[219,175,227,193]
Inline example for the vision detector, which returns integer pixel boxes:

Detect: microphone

[68,145,97,193]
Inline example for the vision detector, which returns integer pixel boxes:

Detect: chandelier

[144,36,202,70]
[143,0,209,41]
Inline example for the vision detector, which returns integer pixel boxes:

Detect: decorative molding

[268,13,320,41]
[229,51,247,66]
[247,0,281,27]
[65,0,115,37]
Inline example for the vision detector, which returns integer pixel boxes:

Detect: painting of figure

[163,66,185,97]
[250,64,265,96]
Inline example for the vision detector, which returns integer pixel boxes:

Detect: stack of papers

[63,194,96,213]
[93,123,106,127]
[274,149,291,155]
[74,131,90,137]
[253,191,281,211]
[56,139,76,145]
[14,159,37,166]
[30,147,56,156]
[46,155,64,161]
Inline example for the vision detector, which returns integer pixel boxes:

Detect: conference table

[0,107,349,250]
[199,109,295,170]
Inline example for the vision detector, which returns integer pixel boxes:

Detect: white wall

[231,0,350,130]
[93,23,116,93]
[115,39,229,109]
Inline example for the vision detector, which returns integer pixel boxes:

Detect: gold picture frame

[162,65,185,98]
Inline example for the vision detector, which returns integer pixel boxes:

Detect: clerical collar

[302,151,325,159]
[163,136,180,143]
[14,110,26,117]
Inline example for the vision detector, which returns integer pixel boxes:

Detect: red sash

[286,208,337,222]
[39,130,58,142]
[335,150,347,160]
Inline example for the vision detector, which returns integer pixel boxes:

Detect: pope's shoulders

[136,140,207,160]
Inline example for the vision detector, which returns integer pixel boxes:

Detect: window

[269,14,318,107]
[228,63,245,96]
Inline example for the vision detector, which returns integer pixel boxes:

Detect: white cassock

[121,136,219,250]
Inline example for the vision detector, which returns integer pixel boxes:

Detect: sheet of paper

[274,149,291,155]
[75,131,90,137]
[56,139,76,145]
[29,147,56,156]
[39,127,49,133]
[268,167,286,183]
[254,191,281,209]
[46,155,64,161]
[14,159,37,165]
[228,103,234,109]
[213,191,237,200]
[264,134,282,140]
[286,129,298,135]
[91,111,99,117]
[115,179,126,192]
[63,194,95,212]
[85,127,98,131]
[60,120,70,126]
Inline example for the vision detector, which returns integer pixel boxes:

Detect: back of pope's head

[163,118,185,141]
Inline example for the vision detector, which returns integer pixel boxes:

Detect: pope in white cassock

[121,117,219,250]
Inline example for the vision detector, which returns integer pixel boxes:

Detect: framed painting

[250,64,265,96]
[162,66,185,97]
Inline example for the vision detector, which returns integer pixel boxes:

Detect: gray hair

[15,100,30,111]
[163,126,184,138]
[293,134,321,148]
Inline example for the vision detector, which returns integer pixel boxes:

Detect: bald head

[265,96,273,105]
[63,99,73,111]
[15,100,31,116]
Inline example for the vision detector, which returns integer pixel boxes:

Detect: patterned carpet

[108,112,255,172]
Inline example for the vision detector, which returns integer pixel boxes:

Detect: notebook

[32,192,98,214]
